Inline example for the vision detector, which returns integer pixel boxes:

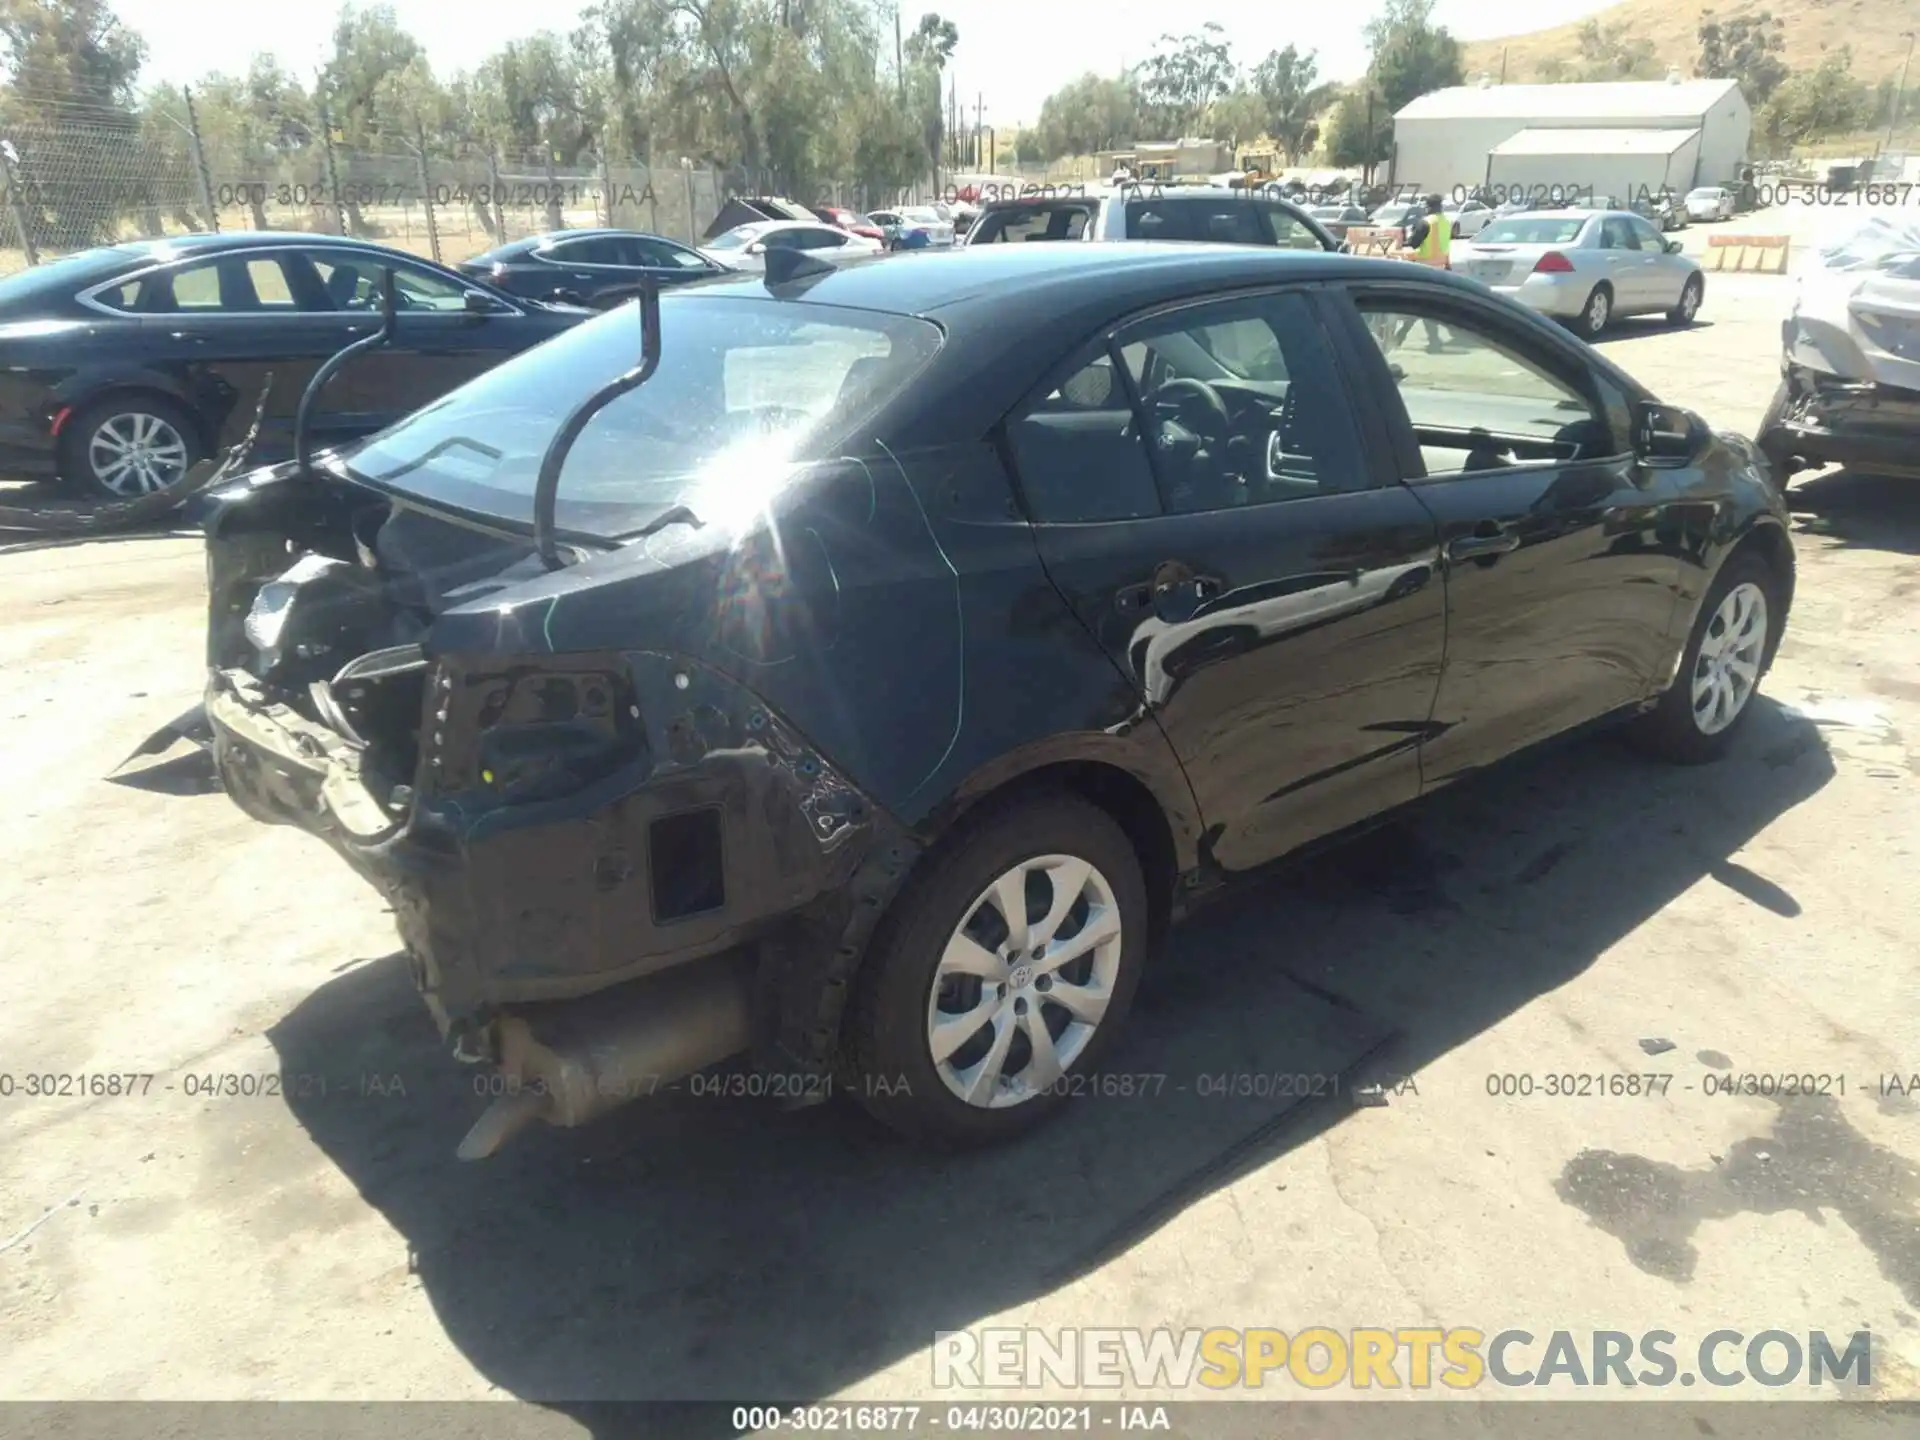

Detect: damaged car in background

[1758,213,1920,488]
[179,241,1793,1160]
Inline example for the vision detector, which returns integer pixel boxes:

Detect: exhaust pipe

[456,950,757,1160]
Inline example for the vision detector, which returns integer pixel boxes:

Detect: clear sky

[108,0,1616,128]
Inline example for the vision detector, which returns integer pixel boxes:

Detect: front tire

[59,395,203,500]
[843,791,1150,1147]
[1629,550,1782,764]
[1667,275,1703,326]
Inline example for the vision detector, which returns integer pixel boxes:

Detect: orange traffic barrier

[1703,233,1790,274]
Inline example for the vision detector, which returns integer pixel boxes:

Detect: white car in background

[1686,186,1737,221]
[699,219,885,272]
[1444,197,1496,239]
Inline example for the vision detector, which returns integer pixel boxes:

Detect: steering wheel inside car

[1151,377,1231,441]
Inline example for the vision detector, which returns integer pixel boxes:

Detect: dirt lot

[1,211,1917,1416]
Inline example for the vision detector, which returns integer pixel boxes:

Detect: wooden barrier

[1345,226,1404,257]
[1703,233,1791,274]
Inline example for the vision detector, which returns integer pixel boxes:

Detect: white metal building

[1390,77,1751,199]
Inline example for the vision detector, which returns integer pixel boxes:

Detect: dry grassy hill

[1462,0,1918,86]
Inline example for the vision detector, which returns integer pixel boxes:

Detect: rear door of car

[118,247,362,459]
[1322,279,1683,790]
[1003,285,1446,873]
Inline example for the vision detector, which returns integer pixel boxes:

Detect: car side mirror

[1633,401,1707,464]
[745,241,766,256]
[463,288,506,314]
[1665,238,1684,254]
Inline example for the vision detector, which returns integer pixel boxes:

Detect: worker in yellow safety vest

[1387,193,1452,351]
[1399,193,1451,268]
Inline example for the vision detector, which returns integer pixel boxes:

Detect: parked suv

[962,186,1339,252]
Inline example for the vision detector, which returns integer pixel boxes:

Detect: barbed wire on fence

[1,77,954,275]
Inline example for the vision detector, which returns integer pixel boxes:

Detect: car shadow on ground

[264,699,1832,1431]
[1785,469,1920,557]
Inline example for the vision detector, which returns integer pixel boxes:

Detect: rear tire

[1571,284,1612,340]
[1628,549,1782,764]
[843,791,1150,1147]
[59,394,203,500]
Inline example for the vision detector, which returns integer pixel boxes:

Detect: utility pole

[895,8,904,100]
[1500,47,1509,84]
[976,92,984,169]
[1887,31,1916,153]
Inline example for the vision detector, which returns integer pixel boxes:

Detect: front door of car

[132,249,362,461]
[302,251,508,431]
[1004,288,1447,873]
[1626,214,1686,308]
[1595,216,1652,308]
[1326,284,1684,790]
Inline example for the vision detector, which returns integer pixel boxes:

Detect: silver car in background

[1686,186,1738,221]
[1451,209,1706,339]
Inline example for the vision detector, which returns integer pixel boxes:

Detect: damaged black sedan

[194,241,1794,1157]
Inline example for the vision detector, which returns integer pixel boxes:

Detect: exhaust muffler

[456,950,757,1160]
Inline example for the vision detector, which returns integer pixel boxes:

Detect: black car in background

[457,229,728,307]
[0,233,587,497]
[196,242,1792,1157]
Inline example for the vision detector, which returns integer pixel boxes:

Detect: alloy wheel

[1691,581,1768,735]
[1584,289,1610,335]
[1678,280,1701,321]
[88,412,190,496]
[925,853,1123,1108]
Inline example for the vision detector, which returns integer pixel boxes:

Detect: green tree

[1133,24,1235,138]
[1207,88,1265,152]
[1324,81,1390,170]
[1033,71,1141,160]
[1696,10,1789,107]
[187,57,315,228]
[1249,44,1336,164]
[1364,0,1463,116]
[0,0,149,246]
[1540,19,1661,82]
[1759,47,1870,151]
[0,0,144,107]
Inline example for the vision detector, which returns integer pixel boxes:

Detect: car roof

[685,241,1432,318]
[478,228,685,258]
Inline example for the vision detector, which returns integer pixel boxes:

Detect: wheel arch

[1723,518,1795,666]
[917,745,1200,962]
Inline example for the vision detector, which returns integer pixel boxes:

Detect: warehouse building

[1390,76,1751,200]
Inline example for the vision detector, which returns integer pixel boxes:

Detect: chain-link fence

[2,88,929,277]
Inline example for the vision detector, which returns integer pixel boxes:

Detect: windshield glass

[339,296,944,538]
[1687,189,1722,200]
[901,208,941,223]
[705,229,755,250]
[1475,217,1588,245]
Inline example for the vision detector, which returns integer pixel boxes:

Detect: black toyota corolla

[192,242,1794,1158]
